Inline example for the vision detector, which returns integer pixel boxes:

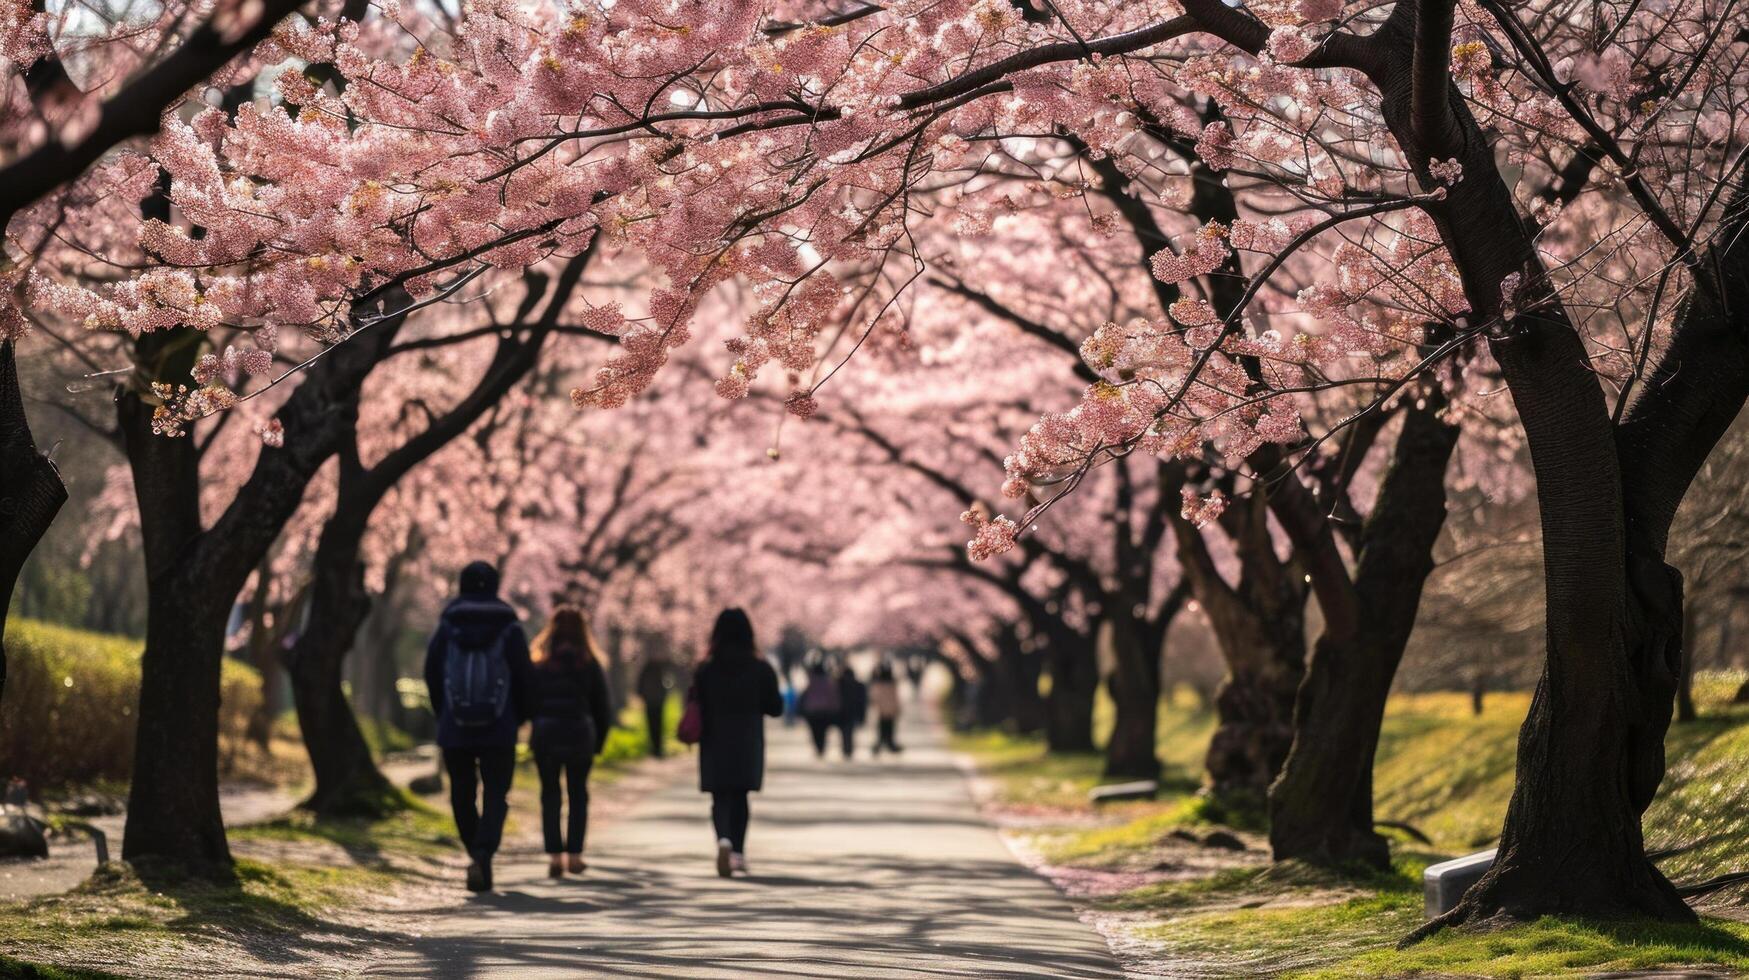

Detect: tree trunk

[1044,624,1099,753]
[1268,399,1460,868]
[1203,633,1302,804]
[606,627,628,716]
[995,630,1047,735]
[970,666,1009,729]
[1103,604,1161,780]
[126,585,234,871]
[0,340,68,705]
[286,533,398,817]
[119,342,233,870]
[1367,4,1736,921]
[1675,604,1697,723]
[120,290,412,870]
[242,559,280,750]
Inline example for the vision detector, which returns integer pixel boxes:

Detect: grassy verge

[0,839,420,976]
[955,674,1749,978]
[231,788,458,859]
[0,955,121,979]
[2,694,676,976]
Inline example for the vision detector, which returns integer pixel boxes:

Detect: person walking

[424,561,531,893]
[528,605,614,878]
[798,661,840,758]
[836,663,869,760]
[870,662,903,756]
[636,653,672,758]
[694,608,782,877]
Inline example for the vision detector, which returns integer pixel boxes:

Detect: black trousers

[838,719,858,759]
[875,717,900,753]
[443,746,515,863]
[711,790,750,852]
[805,716,833,756]
[644,697,666,758]
[535,746,594,854]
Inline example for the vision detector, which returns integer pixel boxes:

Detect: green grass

[600,697,681,769]
[356,715,419,756]
[1305,914,1749,978]
[0,954,121,979]
[1041,796,1238,864]
[956,674,1749,978]
[1117,848,1749,978]
[0,857,396,962]
[231,789,458,859]
[0,799,459,973]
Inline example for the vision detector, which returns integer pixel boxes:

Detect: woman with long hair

[528,604,614,877]
[693,607,782,876]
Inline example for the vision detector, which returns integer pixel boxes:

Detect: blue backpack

[443,625,514,728]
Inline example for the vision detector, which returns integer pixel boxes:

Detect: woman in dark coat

[528,605,614,878]
[694,607,782,877]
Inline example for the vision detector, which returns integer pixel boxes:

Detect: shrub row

[0,619,262,792]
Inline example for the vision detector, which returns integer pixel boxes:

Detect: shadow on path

[370,705,1120,978]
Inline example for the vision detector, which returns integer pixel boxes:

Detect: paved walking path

[371,705,1121,979]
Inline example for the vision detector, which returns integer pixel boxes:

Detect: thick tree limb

[0,0,312,229]
[0,340,68,703]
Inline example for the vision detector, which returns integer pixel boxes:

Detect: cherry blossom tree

[16,0,1748,927]
[281,246,611,817]
[0,0,323,702]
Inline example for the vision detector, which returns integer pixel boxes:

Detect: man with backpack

[424,560,532,893]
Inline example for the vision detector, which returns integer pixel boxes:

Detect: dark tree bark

[993,625,1048,735]
[286,253,592,818]
[950,628,1013,730]
[1168,484,1309,803]
[1675,604,1697,723]
[0,0,311,228]
[1102,602,1161,780]
[121,292,412,871]
[1268,397,1460,867]
[119,327,232,871]
[241,557,283,750]
[285,503,395,817]
[1341,0,1749,925]
[0,340,69,704]
[1042,617,1099,753]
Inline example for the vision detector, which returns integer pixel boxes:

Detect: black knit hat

[459,560,499,596]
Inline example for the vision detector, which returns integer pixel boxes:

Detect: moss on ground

[231,789,458,859]
[0,955,121,979]
[0,855,405,975]
[956,673,1749,978]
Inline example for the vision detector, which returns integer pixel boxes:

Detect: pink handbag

[676,683,703,745]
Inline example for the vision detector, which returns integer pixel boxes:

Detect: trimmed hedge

[0,619,262,791]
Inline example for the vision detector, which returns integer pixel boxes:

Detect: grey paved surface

[371,705,1121,978]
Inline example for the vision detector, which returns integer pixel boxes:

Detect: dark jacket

[636,659,671,706]
[424,595,533,749]
[695,654,782,793]
[799,668,839,720]
[837,672,869,727]
[529,650,614,756]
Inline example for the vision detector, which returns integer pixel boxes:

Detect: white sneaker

[716,838,733,878]
[730,852,747,874]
